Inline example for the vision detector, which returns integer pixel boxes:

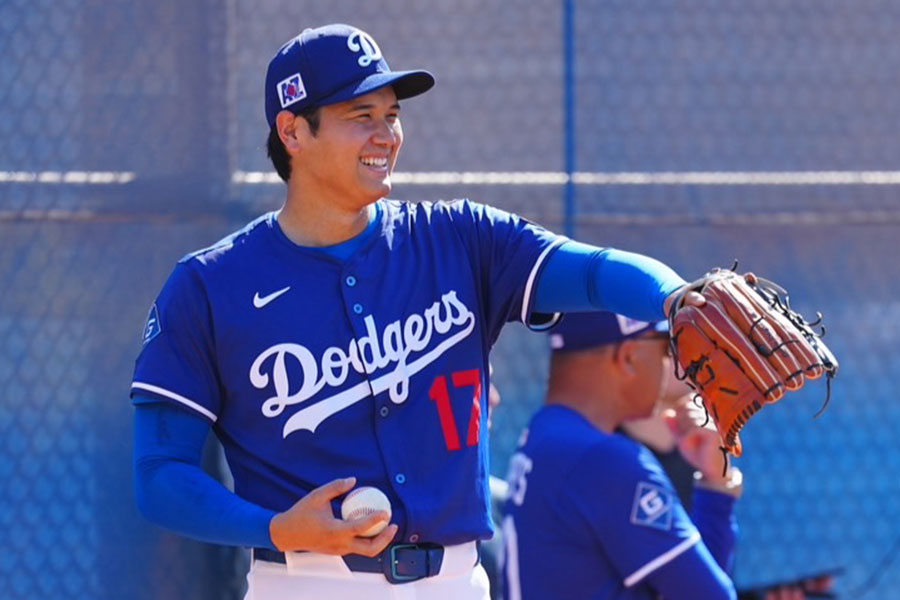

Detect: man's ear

[614,340,639,378]
[275,110,306,154]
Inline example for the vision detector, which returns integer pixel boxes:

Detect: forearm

[133,401,276,549]
[135,455,276,549]
[534,241,685,320]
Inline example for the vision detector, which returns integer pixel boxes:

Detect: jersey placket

[339,255,415,540]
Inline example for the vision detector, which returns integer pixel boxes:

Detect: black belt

[253,542,447,584]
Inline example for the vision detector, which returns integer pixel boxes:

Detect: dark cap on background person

[264,23,435,127]
[549,312,668,352]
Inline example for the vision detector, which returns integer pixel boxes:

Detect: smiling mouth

[360,157,389,169]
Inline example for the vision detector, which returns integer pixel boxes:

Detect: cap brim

[317,70,435,107]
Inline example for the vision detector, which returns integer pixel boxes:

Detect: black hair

[266,105,321,183]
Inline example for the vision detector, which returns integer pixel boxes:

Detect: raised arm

[534,241,687,320]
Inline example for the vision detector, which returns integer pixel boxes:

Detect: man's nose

[372,120,398,145]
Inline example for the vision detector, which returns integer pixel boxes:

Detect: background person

[502,311,742,599]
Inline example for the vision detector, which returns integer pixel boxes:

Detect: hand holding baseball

[341,486,392,537]
[269,477,397,556]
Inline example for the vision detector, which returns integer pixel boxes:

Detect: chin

[367,179,392,199]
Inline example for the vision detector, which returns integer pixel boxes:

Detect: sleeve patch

[630,482,674,531]
[142,303,162,345]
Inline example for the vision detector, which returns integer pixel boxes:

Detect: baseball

[340,486,392,537]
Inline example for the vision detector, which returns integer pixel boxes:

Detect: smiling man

[131,24,702,600]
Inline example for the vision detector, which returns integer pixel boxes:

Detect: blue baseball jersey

[131,199,564,545]
[502,406,708,600]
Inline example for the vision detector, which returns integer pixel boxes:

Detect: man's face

[298,86,403,207]
[624,332,672,420]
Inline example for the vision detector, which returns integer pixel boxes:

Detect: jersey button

[409,534,419,543]
[345,275,357,287]
[353,303,363,314]
[394,473,406,484]
[379,406,389,417]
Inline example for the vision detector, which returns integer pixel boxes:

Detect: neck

[277,178,376,247]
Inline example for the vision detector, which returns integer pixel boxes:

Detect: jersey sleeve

[449,200,567,341]
[558,438,702,589]
[131,261,222,422]
[642,541,737,600]
[690,487,739,573]
[534,242,685,321]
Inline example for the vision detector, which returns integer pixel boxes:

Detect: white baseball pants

[244,542,490,600]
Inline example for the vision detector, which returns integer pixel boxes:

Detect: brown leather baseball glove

[668,267,838,456]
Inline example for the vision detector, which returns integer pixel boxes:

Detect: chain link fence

[2,1,899,598]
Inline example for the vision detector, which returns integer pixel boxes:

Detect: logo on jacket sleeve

[142,304,161,345]
[630,482,674,531]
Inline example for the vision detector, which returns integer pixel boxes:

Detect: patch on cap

[277,73,307,109]
[616,314,651,336]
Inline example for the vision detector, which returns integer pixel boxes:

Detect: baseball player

[131,24,704,599]
[501,312,742,600]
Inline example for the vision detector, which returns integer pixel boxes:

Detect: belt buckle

[386,543,422,584]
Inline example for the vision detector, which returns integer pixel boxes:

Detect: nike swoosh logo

[253,286,291,309]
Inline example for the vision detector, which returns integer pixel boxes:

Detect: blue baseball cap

[549,312,669,352]
[264,24,435,128]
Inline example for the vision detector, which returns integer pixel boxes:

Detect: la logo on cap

[277,73,307,109]
[347,30,382,67]
[616,314,649,336]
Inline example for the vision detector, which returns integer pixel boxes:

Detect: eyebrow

[345,102,401,112]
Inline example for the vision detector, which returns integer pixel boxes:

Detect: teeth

[361,157,388,167]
